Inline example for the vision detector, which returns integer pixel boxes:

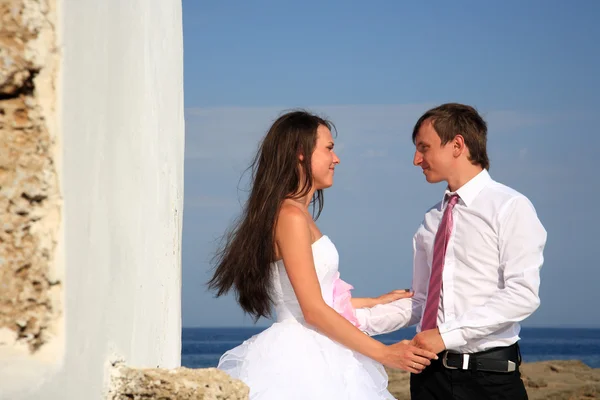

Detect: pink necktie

[421,194,459,331]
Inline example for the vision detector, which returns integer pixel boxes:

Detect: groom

[355,103,547,399]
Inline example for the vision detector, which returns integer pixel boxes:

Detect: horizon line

[181,325,600,330]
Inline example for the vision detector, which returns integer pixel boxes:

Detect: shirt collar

[442,169,492,208]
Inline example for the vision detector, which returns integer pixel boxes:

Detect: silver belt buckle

[442,351,458,369]
[443,352,472,370]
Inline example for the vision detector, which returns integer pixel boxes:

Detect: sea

[181,327,600,369]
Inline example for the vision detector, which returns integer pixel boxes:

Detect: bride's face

[310,125,340,190]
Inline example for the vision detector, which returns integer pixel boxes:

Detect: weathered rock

[108,365,250,400]
[0,0,61,353]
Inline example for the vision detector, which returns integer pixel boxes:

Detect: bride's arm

[351,289,413,309]
[351,298,379,308]
[275,206,437,373]
[354,234,428,336]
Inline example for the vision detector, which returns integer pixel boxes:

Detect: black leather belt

[441,343,521,373]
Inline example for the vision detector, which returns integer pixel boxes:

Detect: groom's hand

[412,328,446,354]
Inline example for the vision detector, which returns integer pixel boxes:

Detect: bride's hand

[375,289,413,305]
[379,340,438,373]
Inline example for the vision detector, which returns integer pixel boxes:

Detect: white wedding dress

[217,235,395,399]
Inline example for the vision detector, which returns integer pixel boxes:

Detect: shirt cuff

[438,323,467,350]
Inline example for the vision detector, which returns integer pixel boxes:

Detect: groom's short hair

[412,103,490,170]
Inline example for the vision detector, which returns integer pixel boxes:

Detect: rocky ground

[107,360,600,399]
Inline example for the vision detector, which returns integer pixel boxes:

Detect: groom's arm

[355,233,429,336]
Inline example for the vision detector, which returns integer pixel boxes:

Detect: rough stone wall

[2,2,247,399]
[107,365,250,400]
[0,0,60,352]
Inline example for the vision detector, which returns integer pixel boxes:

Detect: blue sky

[181,0,600,328]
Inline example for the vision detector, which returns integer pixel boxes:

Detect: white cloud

[184,104,564,163]
[184,104,433,162]
[184,195,238,209]
[484,110,547,132]
[182,104,597,329]
[360,149,388,158]
[519,148,528,160]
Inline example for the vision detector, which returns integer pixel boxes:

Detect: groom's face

[413,120,455,184]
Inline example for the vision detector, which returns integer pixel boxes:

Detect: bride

[207,110,437,399]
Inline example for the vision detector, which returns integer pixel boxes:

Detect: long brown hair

[207,110,335,321]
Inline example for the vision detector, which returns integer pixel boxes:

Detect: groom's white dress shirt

[355,169,547,353]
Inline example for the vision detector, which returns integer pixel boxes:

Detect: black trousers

[410,352,528,400]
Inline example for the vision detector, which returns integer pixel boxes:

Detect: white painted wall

[9,1,185,399]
